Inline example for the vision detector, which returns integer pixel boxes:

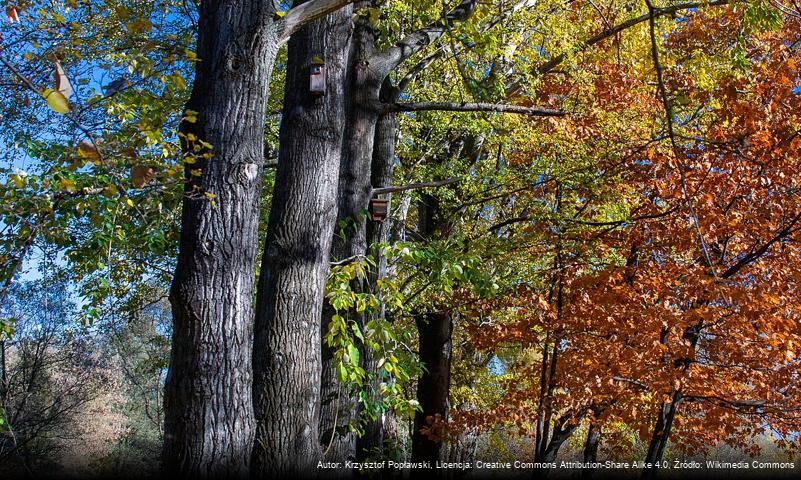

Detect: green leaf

[347,344,360,366]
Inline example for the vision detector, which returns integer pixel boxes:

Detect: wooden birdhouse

[310,56,326,96]
[370,197,389,222]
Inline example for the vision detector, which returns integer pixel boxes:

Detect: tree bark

[411,310,454,463]
[318,0,479,463]
[165,0,354,476]
[318,7,382,461]
[251,4,352,476]
[582,421,602,480]
[355,81,400,461]
[164,2,279,476]
[410,195,454,464]
[641,392,681,480]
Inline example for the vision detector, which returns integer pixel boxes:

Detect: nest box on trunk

[370,197,389,222]
[310,56,326,96]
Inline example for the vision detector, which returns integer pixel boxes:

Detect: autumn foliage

[455,4,801,462]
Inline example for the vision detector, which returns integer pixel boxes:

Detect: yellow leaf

[171,72,186,90]
[58,178,76,193]
[127,17,151,34]
[9,174,24,188]
[183,110,198,123]
[42,88,70,113]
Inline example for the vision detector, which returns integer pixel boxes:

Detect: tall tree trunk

[318,0,479,463]
[356,82,400,461]
[164,2,279,476]
[251,4,352,476]
[165,1,354,476]
[411,195,454,464]
[319,10,383,461]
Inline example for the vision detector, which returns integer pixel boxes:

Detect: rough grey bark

[164,2,279,476]
[319,2,479,460]
[164,0,354,477]
[355,81,400,461]
[446,407,477,479]
[318,13,378,460]
[251,4,353,476]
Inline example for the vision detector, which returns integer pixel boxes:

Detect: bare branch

[372,179,458,196]
[683,394,766,411]
[376,0,479,73]
[277,0,355,45]
[721,209,801,278]
[388,101,564,116]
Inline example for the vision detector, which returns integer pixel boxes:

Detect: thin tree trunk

[411,310,454,463]
[252,4,352,476]
[540,344,559,458]
[163,2,278,476]
[641,392,681,480]
[1,339,6,402]
[582,421,602,480]
[535,341,550,458]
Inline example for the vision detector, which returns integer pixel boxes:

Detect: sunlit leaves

[41,88,70,113]
[0,0,193,324]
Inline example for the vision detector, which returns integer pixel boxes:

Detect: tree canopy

[1,0,800,478]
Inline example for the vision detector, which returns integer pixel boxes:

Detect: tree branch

[372,179,458,196]
[377,0,479,72]
[388,101,564,116]
[277,0,355,45]
[683,394,766,411]
[721,209,801,278]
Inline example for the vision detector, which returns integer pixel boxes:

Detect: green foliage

[0,0,195,323]
[0,316,15,340]
[324,256,422,432]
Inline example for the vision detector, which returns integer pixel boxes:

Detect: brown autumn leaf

[77,140,101,164]
[54,60,73,98]
[120,147,138,160]
[6,6,19,23]
[131,164,156,188]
